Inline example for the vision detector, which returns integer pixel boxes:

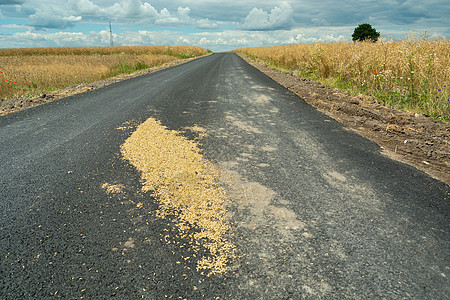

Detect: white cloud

[241,2,294,31]
[196,18,218,30]
[154,7,192,25]
[177,7,190,19]
[1,30,86,47]
[70,0,101,15]
[154,8,178,25]
[28,8,82,29]
[17,0,217,30]
[107,0,158,19]
[0,0,449,50]
[1,22,449,52]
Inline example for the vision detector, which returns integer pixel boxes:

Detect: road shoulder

[237,54,450,185]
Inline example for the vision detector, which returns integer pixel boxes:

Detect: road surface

[1,53,448,298]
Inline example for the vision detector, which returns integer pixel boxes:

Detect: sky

[0,0,449,52]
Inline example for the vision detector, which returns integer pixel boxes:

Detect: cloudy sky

[0,0,449,51]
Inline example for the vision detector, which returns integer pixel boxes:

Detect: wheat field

[0,45,207,57]
[235,36,449,121]
[0,46,208,100]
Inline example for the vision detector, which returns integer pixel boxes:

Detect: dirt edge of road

[0,55,210,117]
[237,54,449,186]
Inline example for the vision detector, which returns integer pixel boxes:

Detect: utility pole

[109,21,114,47]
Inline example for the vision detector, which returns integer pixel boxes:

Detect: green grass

[108,61,150,77]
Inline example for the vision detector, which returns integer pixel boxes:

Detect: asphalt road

[1,53,448,299]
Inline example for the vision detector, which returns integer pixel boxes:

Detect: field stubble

[235,36,449,122]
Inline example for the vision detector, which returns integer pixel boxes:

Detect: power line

[109,21,114,47]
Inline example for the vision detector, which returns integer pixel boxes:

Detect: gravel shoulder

[238,54,449,185]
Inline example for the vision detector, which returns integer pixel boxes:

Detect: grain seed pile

[120,118,235,275]
[101,183,125,194]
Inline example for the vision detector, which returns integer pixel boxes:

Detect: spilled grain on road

[120,118,235,275]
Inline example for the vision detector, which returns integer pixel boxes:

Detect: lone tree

[352,23,380,42]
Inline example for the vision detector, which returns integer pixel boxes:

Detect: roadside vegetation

[235,35,449,122]
[0,46,208,100]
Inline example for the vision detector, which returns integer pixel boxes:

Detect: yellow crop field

[0,46,208,100]
[235,36,449,121]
